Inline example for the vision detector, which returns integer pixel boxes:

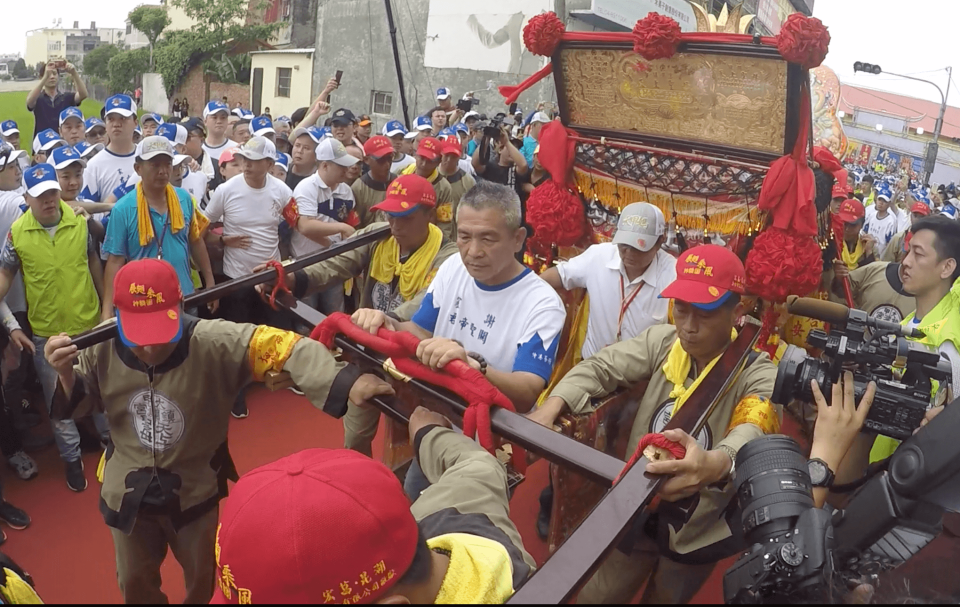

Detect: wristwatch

[467,352,488,375]
[807,458,836,488]
[716,444,737,479]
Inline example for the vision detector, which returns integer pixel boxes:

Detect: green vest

[871,284,960,461]
[10,201,100,337]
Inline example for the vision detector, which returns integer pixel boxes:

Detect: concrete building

[25,22,125,68]
[251,0,318,50]
[306,0,813,134]
[249,49,315,116]
[838,84,960,185]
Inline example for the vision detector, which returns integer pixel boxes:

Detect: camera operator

[471,118,528,189]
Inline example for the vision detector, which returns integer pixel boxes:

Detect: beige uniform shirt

[351,172,397,228]
[549,324,778,563]
[438,169,476,241]
[848,262,915,324]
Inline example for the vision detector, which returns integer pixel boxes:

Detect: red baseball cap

[910,201,931,216]
[113,259,184,347]
[831,182,847,200]
[659,244,747,308]
[440,138,462,157]
[363,135,394,160]
[371,174,437,217]
[416,137,442,161]
[835,198,865,224]
[211,449,419,605]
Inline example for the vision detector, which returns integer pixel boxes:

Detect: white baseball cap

[612,203,666,252]
[173,154,191,167]
[235,136,278,162]
[315,138,360,167]
[530,111,551,125]
[136,136,176,161]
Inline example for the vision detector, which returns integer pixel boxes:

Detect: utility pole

[384,0,411,127]
[854,62,952,186]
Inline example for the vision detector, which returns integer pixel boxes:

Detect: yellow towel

[427,533,516,604]
[0,568,42,604]
[841,238,864,270]
[137,183,185,247]
[662,329,737,416]
[369,225,443,300]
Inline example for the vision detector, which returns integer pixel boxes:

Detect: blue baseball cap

[414,115,432,132]
[203,100,230,118]
[50,146,85,170]
[32,129,64,154]
[251,115,275,137]
[59,107,84,127]
[318,126,332,139]
[383,120,407,137]
[275,152,290,170]
[291,126,323,144]
[74,141,102,159]
[275,115,291,124]
[24,164,61,197]
[134,126,143,137]
[454,122,469,134]
[0,143,26,169]
[1,121,19,137]
[156,123,188,146]
[436,87,451,100]
[84,117,105,133]
[141,113,163,127]
[104,94,137,118]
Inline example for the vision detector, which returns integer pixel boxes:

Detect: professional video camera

[724,396,960,603]
[772,296,952,440]
[479,112,515,142]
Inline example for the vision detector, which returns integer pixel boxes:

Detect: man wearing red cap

[262,174,458,456]
[833,198,876,271]
[399,138,453,232]
[530,244,780,604]
[212,407,535,604]
[42,258,393,604]
[351,135,398,227]
[437,136,476,240]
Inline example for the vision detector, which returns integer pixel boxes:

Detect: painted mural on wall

[423,0,551,75]
[810,65,848,161]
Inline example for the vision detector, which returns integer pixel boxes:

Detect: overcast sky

[3,1,958,105]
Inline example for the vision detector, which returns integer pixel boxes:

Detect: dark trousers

[217,278,292,331]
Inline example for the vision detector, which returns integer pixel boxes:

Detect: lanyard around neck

[616,274,645,342]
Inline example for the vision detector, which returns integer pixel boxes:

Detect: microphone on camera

[785,295,923,339]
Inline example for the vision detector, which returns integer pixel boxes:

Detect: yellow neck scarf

[137,183,185,247]
[428,533,516,604]
[662,329,737,415]
[400,163,439,183]
[841,238,863,270]
[369,224,443,300]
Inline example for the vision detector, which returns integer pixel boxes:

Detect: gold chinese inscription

[559,48,789,155]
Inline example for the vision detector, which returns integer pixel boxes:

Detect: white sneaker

[287,387,305,396]
[7,452,38,481]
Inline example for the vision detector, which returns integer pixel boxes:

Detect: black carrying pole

[384,0,411,126]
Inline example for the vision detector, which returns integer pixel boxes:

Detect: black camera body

[772,307,951,440]
[457,97,479,113]
[480,113,514,141]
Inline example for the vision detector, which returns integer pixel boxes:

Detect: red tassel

[499,63,554,106]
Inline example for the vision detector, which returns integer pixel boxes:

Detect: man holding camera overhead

[529,244,780,604]
[26,61,89,139]
[471,115,528,189]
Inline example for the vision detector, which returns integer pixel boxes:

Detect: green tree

[83,44,121,81]
[12,58,30,79]
[107,48,150,94]
[128,5,171,71]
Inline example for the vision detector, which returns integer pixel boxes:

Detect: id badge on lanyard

[154,215,171,260]
[616,274,644,343]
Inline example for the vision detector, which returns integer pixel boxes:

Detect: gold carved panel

[559,47,789,155]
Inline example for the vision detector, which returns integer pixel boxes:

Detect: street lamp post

[853,62,952,187]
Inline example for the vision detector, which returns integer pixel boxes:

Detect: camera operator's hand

[916,405,944,433]
[646,429,734,502]
[810,372,875,473]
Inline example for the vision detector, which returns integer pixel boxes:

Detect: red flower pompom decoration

[632,13,682,61]
[745,227,822,303]
[776,13,831,70]
[523,12,566,57]
[524,180,585,263]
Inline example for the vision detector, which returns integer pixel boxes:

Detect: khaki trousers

[576,534,716,605]
[343,401,380,457]
[110,507,219,604]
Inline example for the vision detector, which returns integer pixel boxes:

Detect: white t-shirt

[895,206,911,233]
[863,206,899,255]
[411,255,566,381]
[81,147,137,202]
[203,138,238,163]
[391,154,416,174]
[181,169,209,205]
[458,158,477,178]
[290,173,355,259]
[558,243,677,359]
[0,191,27,314]
[201,174,291,278]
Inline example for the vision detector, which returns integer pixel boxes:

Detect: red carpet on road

[3,387,955,604]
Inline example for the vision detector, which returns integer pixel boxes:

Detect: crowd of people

[0,59,954,605]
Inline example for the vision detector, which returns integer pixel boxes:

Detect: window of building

[276,67,292,98]
[126,23,132,35]
[371,90,393,115]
